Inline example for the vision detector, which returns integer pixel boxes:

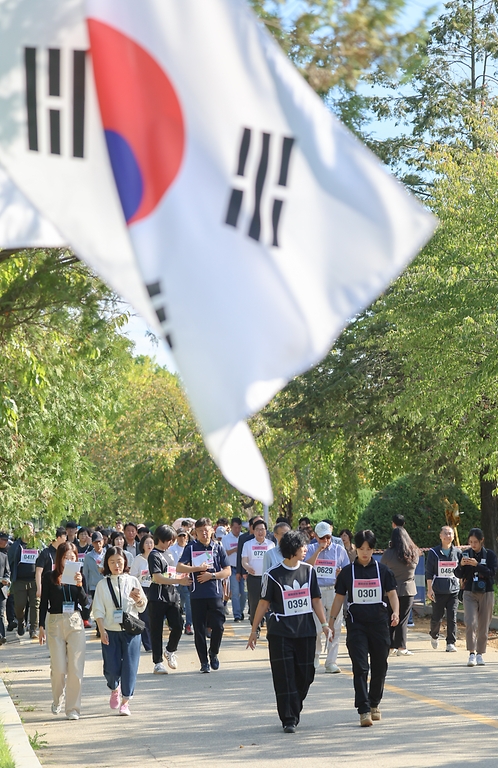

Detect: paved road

[2,620,498,768]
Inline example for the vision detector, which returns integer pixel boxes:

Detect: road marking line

[384,682,498,730]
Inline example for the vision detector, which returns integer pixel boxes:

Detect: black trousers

[268,634,316,727]
[246,575,262,625]
[190,597,225,665]
[346,620,390,714]
[148,600,183,664]
[430,592,459,645]
[390,594,414,649]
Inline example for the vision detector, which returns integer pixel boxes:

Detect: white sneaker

[314,653,321,669]
[476,654,485,666]
[431,637,439,649]
[397,649,414,656]
[153,662,168,674]
[66,711,79,720]
[164,650,178,670]
[467,653,477,667]
[324,663,341,674]
[446,644,457,652]
[51,702,62,715]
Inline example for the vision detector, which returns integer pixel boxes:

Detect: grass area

[0,720,15,768]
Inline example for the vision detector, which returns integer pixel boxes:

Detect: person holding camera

[454,527,497,667]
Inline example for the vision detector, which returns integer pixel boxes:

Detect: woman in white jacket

[93,546,147,717]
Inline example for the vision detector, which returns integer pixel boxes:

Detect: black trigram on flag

[24,47,86,158]
[225,128,295,247]
[146,281,174,349]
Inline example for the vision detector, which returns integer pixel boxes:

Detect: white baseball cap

[315,522,332,538]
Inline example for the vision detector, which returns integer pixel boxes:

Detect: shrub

[356,475,480,548]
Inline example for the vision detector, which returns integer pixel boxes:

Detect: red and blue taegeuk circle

[88,20,185,225]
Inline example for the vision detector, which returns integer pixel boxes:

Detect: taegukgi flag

[0,0,436,504]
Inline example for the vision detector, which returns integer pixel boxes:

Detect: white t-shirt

[221,533,239,567]
[168,543,184,566]
[242,538,275,577]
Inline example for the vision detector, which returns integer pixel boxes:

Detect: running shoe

[476,654,485,666]
[17,622,25,637]
[370,707,381,721]
[119,702,131,716]
[164,650,178,670]
[66,711,80,720]
[209,653,220,670]
[446,644,457,652]
[324,663,341,674]
[314,653,321,669]
[396,649,414,656]
[200,663,210,673]
[109,687,121,709]
[431,637,439,649]
[360,712,373,727]
[467,653,477,667]
[153,662,168,674]
[184,624,193,635]
[0,637,6,645]
[83,620,92,629]
[51,702,62,715]
[283,725,296,733]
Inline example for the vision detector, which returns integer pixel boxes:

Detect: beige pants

[47,613,86,715]
[314,586,342,667]
[463,590,494,654]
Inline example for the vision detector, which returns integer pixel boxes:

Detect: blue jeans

[229,568,246,619]
[101,630,141,699]
[177,585,192,626]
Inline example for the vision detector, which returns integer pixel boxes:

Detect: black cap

[0,532,9,541]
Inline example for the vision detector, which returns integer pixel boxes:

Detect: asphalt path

[2,618,498,768]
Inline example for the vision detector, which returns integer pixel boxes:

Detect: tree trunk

[480,467,498,552]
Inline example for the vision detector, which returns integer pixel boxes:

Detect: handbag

[106,578,145,636]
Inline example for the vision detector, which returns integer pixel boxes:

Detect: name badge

[113,609,123,624]
[315,558,336,580]
[192,550,214,568]
[62,602,74,614]
[20,548,38,564]
[438,560,457,578]
[251,545,268,558]
[353,578,382,604]
[283,587,312,616]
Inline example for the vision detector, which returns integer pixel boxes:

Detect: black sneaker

[209,654,220,671]
[0,637,6,645]
[6,623,17,633]
[283,725,296,733]
[17,622,25,637]
[200,663,210,673]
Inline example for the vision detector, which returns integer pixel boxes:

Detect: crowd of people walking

[0,513,496,731]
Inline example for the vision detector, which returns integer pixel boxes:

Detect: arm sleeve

[236,535,246,575]
[337,547,350,569]
[425,550,438,581]
[310,568,321,599]
[178,545,191,566]
[217,544,229,569]
[261,571,275,601]
[334,567,348,596]
[92,579,107,622]
[148,551,164,576]
[477,550,497,579]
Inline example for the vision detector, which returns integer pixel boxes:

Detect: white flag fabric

[0,163,65,248]
[0,0,159,331]
[0,0,436,504]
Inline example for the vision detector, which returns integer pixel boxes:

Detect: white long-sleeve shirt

[93,574,147,632]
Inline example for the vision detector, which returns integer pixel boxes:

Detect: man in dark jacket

[8,523,40,639]
[426,526,461,652]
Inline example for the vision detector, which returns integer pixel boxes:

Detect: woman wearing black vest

[454,527,497,667]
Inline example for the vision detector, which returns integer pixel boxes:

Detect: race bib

[192,550,214,568]
[140,569,152,588]
[438,560,457,578]
[78,552,86,563]
[251,545,268,558]
[353,578,382,604]
[167,565,186,580]
[20,548,38,564]
[283,587,312,616]
[315,558,336,580]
